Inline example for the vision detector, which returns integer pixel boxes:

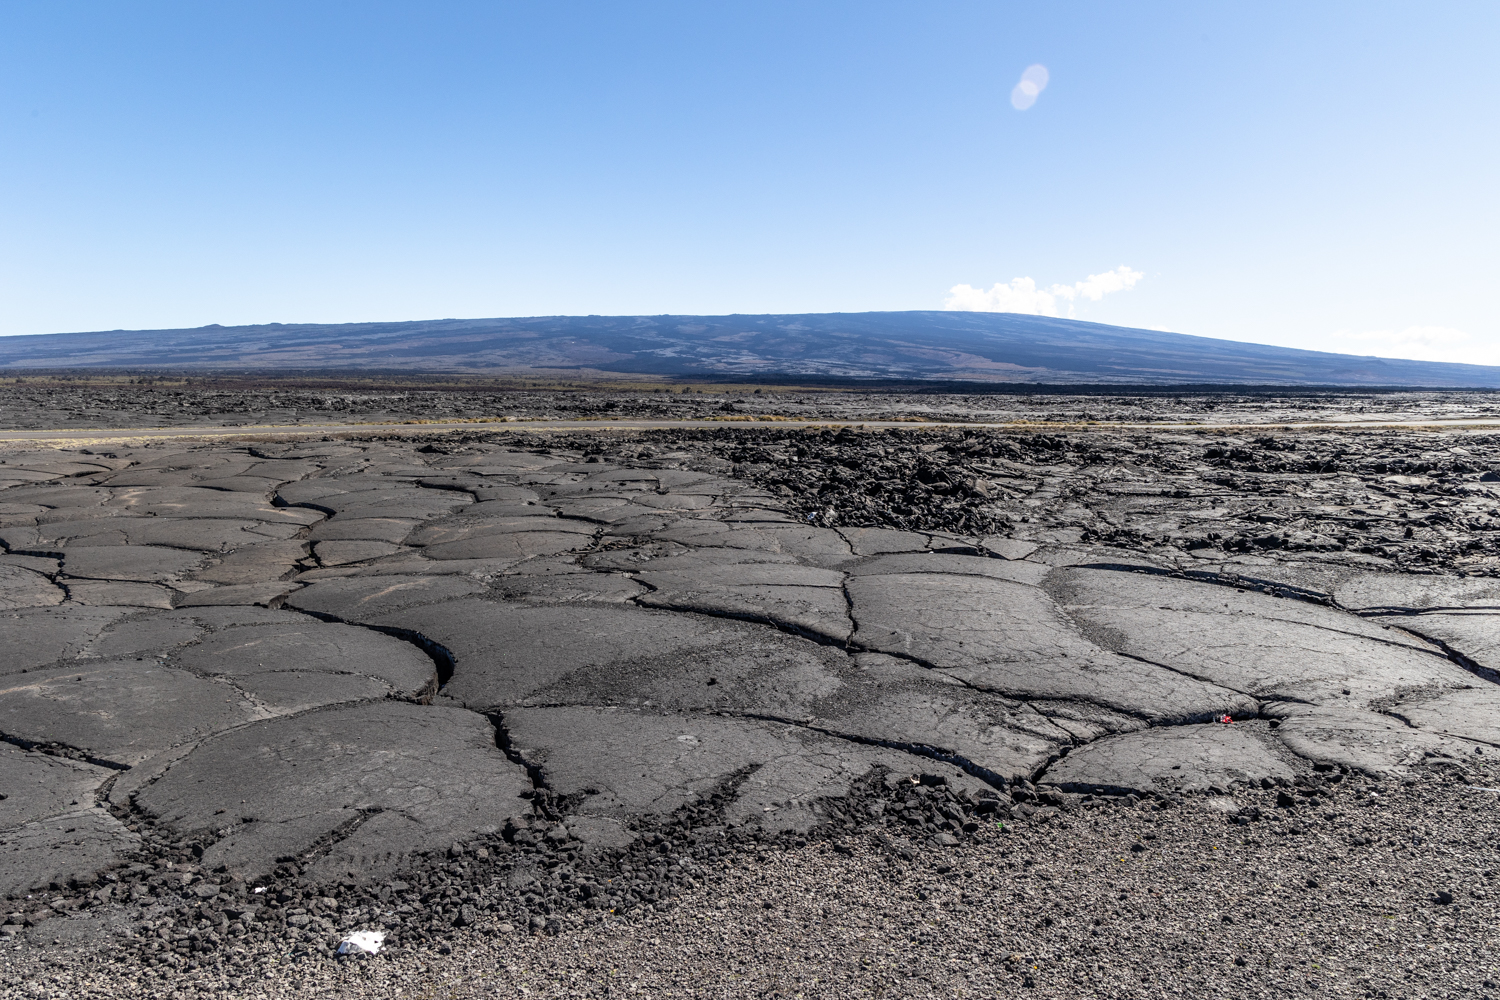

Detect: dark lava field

[6,376,1500,430]
[1,386,1498,999]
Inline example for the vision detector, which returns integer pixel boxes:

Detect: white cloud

[1011,64,1050,111]
[944,265,1143,317]
[1071,265,1142,301]
[1330,325,1500,365]
[944,276,1060,315]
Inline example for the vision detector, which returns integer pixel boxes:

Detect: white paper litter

[337,930,386,955]
[253,886,267,894]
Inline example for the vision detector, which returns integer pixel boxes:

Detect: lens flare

[1010,63,1050,111]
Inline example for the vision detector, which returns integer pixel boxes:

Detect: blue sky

[2,2,1497,363]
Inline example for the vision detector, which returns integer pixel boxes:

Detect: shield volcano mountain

[3,311,1496,386]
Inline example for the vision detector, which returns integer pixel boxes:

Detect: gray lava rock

[129,701,532,882]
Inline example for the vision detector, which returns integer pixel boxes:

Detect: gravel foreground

[5,763,1496,1000]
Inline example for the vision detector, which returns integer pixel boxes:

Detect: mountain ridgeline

[3,311,1496,386]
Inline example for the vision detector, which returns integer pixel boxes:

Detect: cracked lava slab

[4,426,1500,922]
[126,701,532,882]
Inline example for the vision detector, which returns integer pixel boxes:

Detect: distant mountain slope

[2,311,1496,386]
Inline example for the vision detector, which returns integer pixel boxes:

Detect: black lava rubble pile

[497,426,1058,535]
[486,425,1500,573]
[8,749,1428,978]
[9,766,1017,970]
[6,760,1495,999]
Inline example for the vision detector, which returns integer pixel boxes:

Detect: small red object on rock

[1218,714,1234,724]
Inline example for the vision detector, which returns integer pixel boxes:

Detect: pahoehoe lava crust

[3,388,1500,998]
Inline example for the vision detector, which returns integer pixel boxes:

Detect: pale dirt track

[6,415,1500,447]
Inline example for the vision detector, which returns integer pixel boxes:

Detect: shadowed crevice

[280,605,455,693]
[0,732,130,772]
[733,710,1014,790]
[483,710,548,791]
[1374,620,1500,687]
